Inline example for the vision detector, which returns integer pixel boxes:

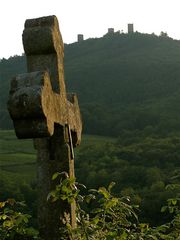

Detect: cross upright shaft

[8,15,82,240]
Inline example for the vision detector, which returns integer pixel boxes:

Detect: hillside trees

[1,33,180,137]
[75,134,180,225]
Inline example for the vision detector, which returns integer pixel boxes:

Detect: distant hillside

[1,33,180,136]
[65,33,180,105]
[0,55,26,128]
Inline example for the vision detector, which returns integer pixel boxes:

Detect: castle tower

[128,24,134,33]
[108,28,114,34]
[77,34,84,42]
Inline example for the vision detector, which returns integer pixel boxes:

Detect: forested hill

[65,32,180,105]
[1,32,180,136]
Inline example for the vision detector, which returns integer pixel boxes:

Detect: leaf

[98,187,110,199]
[169,206,174,213]
[139,223,149,231]
[105,198,118,209]
[91,208,103,214]
[3,220,13,228]
[23,216,29,223]
[119,231,128,239]
[161,206,167,213]
[89,189,98,193]
[0,201,6,208]
[61,195,68,201]
[171,199,177,206]
[47,190,56,201]
[52,172,60,180]
[92,217,99,225]
[1,214,8,220]
[108,182,116,192]
[107,231,118,238]
[61,185,69,193]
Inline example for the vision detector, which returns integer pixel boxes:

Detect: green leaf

[61,195,68,201]
[3,220,13,228]
[161,206,167,213]
[23,216,29,223]
[62,185,69,193]
[0,201,6,208]
[91,208,103,214]
[1,214,8,220]
[52,172,60,180]
[108,182,116,192]
[92,217,99,225]
[98,187,110,199]
[171,199,177,206]
[169,206,174,213]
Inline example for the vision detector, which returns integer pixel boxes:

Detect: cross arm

[8,71,82,146]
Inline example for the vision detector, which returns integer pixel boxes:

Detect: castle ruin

[128,24,134,33]
[77,34,84,42]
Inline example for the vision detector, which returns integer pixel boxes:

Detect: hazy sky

[1,0,180,59]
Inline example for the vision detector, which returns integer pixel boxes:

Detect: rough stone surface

[7,15,82,240]
[8,15,82,146]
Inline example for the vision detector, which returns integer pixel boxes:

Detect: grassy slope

[0,130,114,183]
[0,130,36,182]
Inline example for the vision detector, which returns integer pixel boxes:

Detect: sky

[1,0,180,59]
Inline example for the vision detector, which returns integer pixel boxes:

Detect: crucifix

[8,15,82,240]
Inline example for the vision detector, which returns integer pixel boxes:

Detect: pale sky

[1,0,180,59]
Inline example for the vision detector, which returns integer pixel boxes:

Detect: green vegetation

[2,175,179,239]
[76,131,180,226]
[2,33,180,137]
[0,130,180,228]
[0,199,38,240]
[1,32,180,237]
[48,174,180,239]
[0,130,36,184]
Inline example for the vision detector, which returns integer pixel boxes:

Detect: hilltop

[1,32,180,136]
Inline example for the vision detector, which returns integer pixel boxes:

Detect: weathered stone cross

[8,15,82,240]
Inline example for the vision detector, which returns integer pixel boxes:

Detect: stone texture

[8,16,82,146]
[7,15,82,240]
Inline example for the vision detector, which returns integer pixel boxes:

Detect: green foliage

[1,130,179,227]
[0,199,38,240]
[49,174,138,239]
[48,172,79,203]
[49,173,180,239]
[2,34,180,138]
[0,130,38,227]
[0,169,179,239]
[75,134,180,226]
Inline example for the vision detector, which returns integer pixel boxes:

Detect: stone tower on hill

[77,34,84,42]
[128,24,134,33]
[108,28,114,34]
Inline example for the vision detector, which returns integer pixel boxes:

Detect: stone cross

[8,15,82,240]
